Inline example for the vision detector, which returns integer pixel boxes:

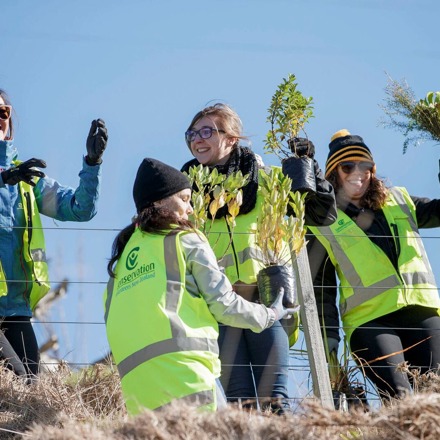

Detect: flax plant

[255,167,307,267]
[264,73,314,160]
[184,164,249,250]
[380,75,440,153]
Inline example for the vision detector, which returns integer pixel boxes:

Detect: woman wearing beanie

[181,103,337,414]
[104,158,296,415]
[308,129,440,401]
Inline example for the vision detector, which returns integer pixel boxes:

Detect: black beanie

[133,158,191,213]
[325,129,375,178]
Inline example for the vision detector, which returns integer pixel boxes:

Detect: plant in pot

[254,166,306,311]
[264,73,316,193]
[255,73,312,311]
[324,335,370,412]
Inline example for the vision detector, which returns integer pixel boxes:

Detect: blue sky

[2,1,440,394]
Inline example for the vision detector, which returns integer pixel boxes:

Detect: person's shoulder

[179,229,208,245]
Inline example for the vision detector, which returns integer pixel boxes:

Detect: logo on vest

[335,218,354,233]
[126,247,140,270]
[117,247,156,294]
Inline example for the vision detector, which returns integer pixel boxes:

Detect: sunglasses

[0,105,12,121]
[185,126,225,143]
[339,161,375,174]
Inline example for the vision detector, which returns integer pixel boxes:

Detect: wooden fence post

[293,246,335,410]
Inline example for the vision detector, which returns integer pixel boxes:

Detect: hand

[1,158,46,187]
[287,137,315,158]
[270,288,300,321]
[86,119,108,165]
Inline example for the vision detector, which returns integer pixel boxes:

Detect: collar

[0,139,18,169]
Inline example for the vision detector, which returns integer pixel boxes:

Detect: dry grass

[0,362,439,439]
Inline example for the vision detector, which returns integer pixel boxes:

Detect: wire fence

[1,223,440,412]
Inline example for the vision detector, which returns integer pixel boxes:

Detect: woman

[308,129,440,400]
[104,158,295,415]
[0,88,107,377]
[181,103,337,413]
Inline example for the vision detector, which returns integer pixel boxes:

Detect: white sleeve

[180,232,275,332]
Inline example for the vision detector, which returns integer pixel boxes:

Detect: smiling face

[188,115,236,166]
[0,96,11,141]
[336,161,373,206]
[155,188,193,220]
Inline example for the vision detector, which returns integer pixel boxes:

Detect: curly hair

[327,170,389,210]
[107,206,194,277]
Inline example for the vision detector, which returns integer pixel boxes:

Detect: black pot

[257,264,297,308]
[332,387,370,412]
[282,156,316,193]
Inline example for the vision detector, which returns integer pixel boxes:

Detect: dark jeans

[1,316,40,377]
[218,321,290,411]
[350,306,440,399]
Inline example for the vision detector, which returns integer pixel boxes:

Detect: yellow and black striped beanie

[325,129,375,178]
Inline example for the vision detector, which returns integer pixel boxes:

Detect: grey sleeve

[181,232,275,332]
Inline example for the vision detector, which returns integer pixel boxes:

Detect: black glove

[1,158,46,187]
[270,288,300,321]
[287,137,315,158]
[86,119,108,165]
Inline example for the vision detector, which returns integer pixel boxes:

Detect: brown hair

[327,170,389,210]
[0,89,14,139]
[107,206,194,277]
[185,102,248,149]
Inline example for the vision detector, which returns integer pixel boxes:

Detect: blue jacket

[0,139,101,316]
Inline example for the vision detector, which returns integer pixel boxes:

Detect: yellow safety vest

[104,228,221,414]
[309,187,440,342]
[0,179,50,310]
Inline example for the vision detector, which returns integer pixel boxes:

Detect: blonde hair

[185,102,248,149]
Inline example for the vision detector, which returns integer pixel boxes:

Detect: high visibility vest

[0,179,50,310]
[309,187,440,343]
[104,228,221,414]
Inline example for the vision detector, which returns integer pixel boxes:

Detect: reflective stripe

[164,230,185,339]
[390,188,416,227]
[104,277,115,324]
[401,271,437,287]
[343,276,402,312]
[115,230,218,379]
[156,389,214,410]
[118,337,219,379]
[18,181,50,309]
[30,248,47,263]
